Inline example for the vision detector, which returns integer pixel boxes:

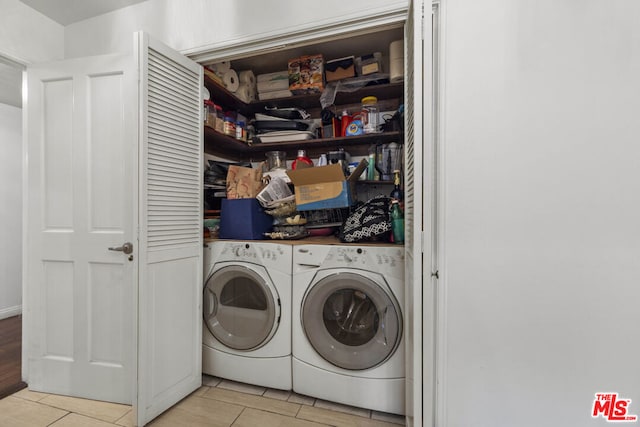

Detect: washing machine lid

[204,264,279,351]
[302,271,402,371]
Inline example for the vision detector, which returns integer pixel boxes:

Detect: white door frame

[180,5,434,426]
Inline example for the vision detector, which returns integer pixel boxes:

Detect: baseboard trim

[0,305,22,320]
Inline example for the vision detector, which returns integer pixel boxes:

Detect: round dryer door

[302,271,402,370]
[204,265,279,351]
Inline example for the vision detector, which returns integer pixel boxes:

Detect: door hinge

[431,270,439,279]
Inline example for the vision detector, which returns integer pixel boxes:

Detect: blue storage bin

[219,198,273,240]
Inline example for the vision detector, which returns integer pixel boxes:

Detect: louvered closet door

[135,32,203,427]
[404,0,432,425]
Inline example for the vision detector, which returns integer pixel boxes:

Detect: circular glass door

[204,265,278,351]
[301,272,402,370]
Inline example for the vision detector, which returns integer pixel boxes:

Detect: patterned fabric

[339,196,391,243]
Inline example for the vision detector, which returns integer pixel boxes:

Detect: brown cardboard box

[286,160,368,211]
[325,56,355,82]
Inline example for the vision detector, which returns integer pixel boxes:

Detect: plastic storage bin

[219,198,273,240]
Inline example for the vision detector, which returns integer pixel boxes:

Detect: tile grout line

[34,397,130,425]
[229,405,248,427]
[45,410,71,427]
[114,408,133,427]
[206,377,404,425]
[11,390,49,403]
[204,382,307,420]
[0,395,108,426]
[293,399,304,419]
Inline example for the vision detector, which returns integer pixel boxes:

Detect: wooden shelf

[249,82,404,111]
[204,74,250,115]
[205,124,402,160]
[205,73,403,115]
[203,125,252,160]
[204,235,401,247]
[247,131,402,159]
[203,72,404,160]
[356,180,394,185]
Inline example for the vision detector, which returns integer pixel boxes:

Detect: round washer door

[302,271,402,370]
[204,264,279,351]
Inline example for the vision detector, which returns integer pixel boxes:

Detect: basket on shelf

[301,208,350,228]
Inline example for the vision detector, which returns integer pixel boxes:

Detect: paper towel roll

[238,70,256,87]
[223,69,239,92]
[235,83,253,103]
[212,61,231,74]
[390,59,404,83]
[389,39,404,83]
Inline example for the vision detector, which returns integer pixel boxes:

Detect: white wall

[64,0,408,57]
[440,1,640,426]
[0,103,22,319]
[0,0,64,63]
[0,0,61,320]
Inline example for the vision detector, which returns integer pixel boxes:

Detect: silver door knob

[108,242,133,255]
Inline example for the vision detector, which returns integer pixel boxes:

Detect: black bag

[204,160,251,185]
[338,196,391,243]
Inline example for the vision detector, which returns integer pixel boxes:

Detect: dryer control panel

[294,245,404,278]
[214,241,292,274]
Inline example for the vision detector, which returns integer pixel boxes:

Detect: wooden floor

[0,315,26,400]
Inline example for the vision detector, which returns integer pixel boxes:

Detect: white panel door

[134,32,203,427]
[24,54,137,404]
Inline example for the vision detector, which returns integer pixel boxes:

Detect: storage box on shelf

[286,161,369,211]
[219,198,273,240]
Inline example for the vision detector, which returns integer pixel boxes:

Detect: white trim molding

[0,305,22,320]
[183,4,408,63]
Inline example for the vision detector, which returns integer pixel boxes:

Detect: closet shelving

[203,74,404,161]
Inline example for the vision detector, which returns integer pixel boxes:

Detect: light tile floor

[0,375,405,426]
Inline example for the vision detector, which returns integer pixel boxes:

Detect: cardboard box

[286,160,368,211]
[325,56,355,82]
[219,198,273,240]
[288,54,324,95]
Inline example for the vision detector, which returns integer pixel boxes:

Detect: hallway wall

[0,103,22,318]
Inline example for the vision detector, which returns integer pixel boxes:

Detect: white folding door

[24,32,203,426]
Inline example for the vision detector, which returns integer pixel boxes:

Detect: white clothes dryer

[292,244,405,415]
[203,241,292,390]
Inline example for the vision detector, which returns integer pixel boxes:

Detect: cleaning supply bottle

[340,110,351,137]
[389,170,403,204]
[291,149,313,170]
[367,146,377,180]
[390,200,404,244]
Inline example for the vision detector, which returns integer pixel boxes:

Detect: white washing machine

[292,244,405,415]
[203,241,292,390]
